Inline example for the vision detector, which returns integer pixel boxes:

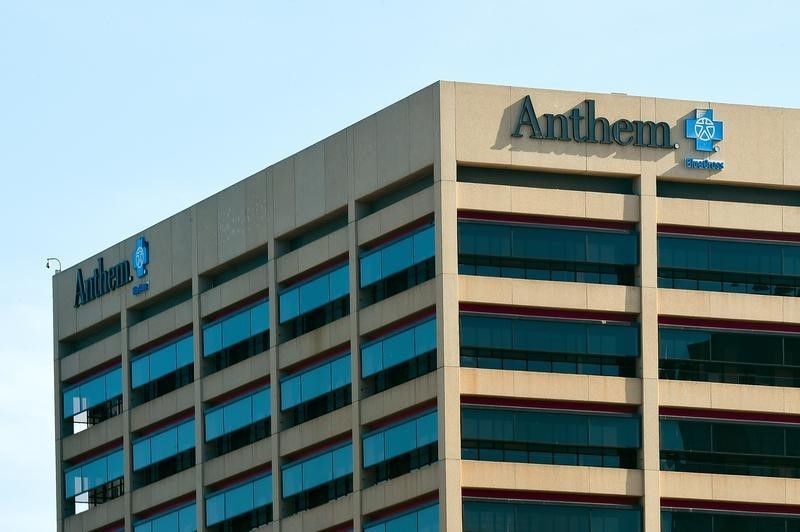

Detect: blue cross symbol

[132,237,149,278]
[685,109,723,152]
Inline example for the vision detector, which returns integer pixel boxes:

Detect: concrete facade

[53,81,800,531]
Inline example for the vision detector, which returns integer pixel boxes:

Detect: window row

[463,499,641,532]
[65,408,439,518]
[458,219,638,286]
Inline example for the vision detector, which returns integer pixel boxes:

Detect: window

[281,443,353,516]
[363,174,433,215]
[462,406,640,469]
[360,224,435,306]
[206,474,272,531]
[361,317,436,395]
[364,502,439,532]
[203,300,269,374]
[661,416,800,478]
[463,499,641,532]
[658,179,800,207]
[284,212,348,253]
[205,387,271,458]
[62,366,122,436]
[279,264,349,340]
[134,503,196,532]
[658,233,800,296]
[660,325,800,387]
[662,508,800,532]
[458,166,635,195]
[131,334,194,407]
[459,219,638,286]
[64,449,123,516]
[362,410,437,486]
[132,418,195,488]
[461,313,639,377]
[280,353,351,428]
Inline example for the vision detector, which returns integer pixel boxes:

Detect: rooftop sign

[511,96,677,149]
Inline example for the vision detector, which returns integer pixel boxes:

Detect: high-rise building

[53,81,800,532]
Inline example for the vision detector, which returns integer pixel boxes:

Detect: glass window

[204,386,271,442]
[361,318,437,378]
[134,419,195,470]
[363,411,438,467]
[279,265,349,323]
[135,503,196,532]
[365,503,439,532]
[64,449,124,498]
[132,334,194,388]
[63,367,123,418]
[463,499,641,532]
[360,225,435,288]
[281,443,353,497]
[203,300,270,357]
[280,354,351,411]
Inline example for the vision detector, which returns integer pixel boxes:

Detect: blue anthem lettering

[512,95,677,150]
[74,258,132,308]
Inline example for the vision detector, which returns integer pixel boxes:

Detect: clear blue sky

[1,1,797,529]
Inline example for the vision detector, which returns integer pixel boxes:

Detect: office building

[54,81,800,531]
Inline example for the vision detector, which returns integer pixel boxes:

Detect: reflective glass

[385,420,416,460]
[131,356,150,388]
[279,289,300,323]
[363,432,385,467]
[298,275,329,315]
[65,466,83,497]
[253,475,272,507]
[225,483,253,520]
[150,429,178,464]
[415,319,437,354]
[203,324,223,357]
[414,226,435,261]
[361,251,382,288]
[331,355,351,390]
[302,452,332,491]
[149,344,177,381]
[383,329,414,370]
[301,363,331,403]
[252,388,270,421]
[133,439,151,470]
[332,444,352,478]
[178,505,196,532]
[361,343,383,378]
[382,236,413,278]
[222,311,251,348]
[176,337,194,367]
[205,409,224,441]
[177,420,194,451]
[223,395,252,434]
[329,265,349,300]
[105,368,122,400]
[417,504,439,532]
[282,463,302,497]
[280,376,302,410]
[206,493,225,526]
[251,302,269,335]
[82,456,107,491]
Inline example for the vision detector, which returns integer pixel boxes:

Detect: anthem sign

[511,96,678,150]
[73,236,151,308]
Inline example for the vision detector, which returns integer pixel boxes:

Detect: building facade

[53,81,800,532]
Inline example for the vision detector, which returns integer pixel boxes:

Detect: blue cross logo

[132,237,149,278]
[685,109,723,152]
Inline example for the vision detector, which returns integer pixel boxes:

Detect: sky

[0,1,798,529]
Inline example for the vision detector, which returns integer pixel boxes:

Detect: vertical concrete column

[264,169,284,528]
[637,100,661,532]
[120,308,133,532]
[53,279,65,532]
[189,204,206,531]
[434,81,462,531]
[346,156,363,530]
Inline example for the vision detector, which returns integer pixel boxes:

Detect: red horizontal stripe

[462,488,638,507]
[135,408,194,437]
[133,327,193,355]
[134,493,195,521]
[461,395,639,414]
[660,406,800,425]
[360,215,434,251]
[281,432,351,463]
[659,224,800,243]
[460,303,638,324]
[62,356,122,386]
[319,520,354,532]
[95,520,125,532]
[662,498,800,515]
[203,293,268,324]
[365,492,438,522]
[282,342,350,375]
[205,377,270,407]
[659,315,800,334]
[364,399,437,431]
[64,438,123,466]
[206,464,272,492]
[362,307,436,341]
[459,210,636,231]
[280,255,348,288]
